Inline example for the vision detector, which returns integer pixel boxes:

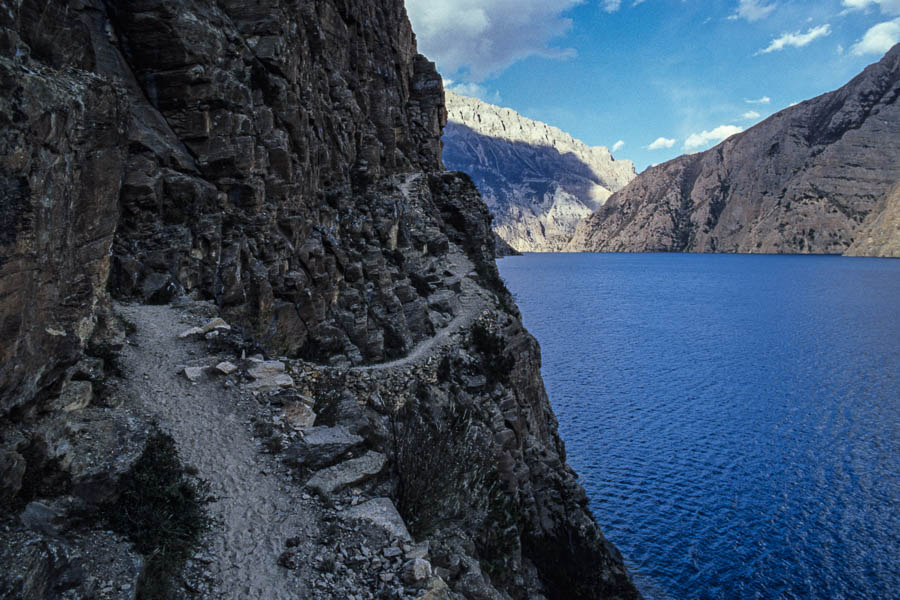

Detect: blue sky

[405,0,900,172]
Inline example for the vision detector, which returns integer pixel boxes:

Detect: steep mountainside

[846,179,900,257]
[567,45,900,256]
[0,1,640,599]
[443,91,635,252]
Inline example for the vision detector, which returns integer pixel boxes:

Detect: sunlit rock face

[443,91,635,252]
[567,45,900,256]
[846,179,900,257]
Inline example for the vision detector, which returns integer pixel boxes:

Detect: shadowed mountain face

[567,45,900,256]
[443,92,635,252]
[0,1,642,598]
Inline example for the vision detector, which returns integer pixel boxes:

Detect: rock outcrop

[0,1,640,599]
[845,179,900,257]
[443,91,635,252]
[0,51,127,417]
[567,45,900,256]
[493,232,521,257]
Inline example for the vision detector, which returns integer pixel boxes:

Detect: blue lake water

[497,253,899,600]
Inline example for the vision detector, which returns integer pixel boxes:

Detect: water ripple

[499,253,900,600]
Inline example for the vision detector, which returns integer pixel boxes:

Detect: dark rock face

[567,45,900,255]
[493,232,521,257]
[1,0,448,408]
[0,50,126,416]
[101,0,448,362]
[0,1,641,598]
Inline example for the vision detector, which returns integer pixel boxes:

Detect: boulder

[415,577,453,600]
[178,327,204,339]
[20,500,70,537]
[201,317,231,333]
[341,497,413,543]
[283,397,317,429]
[306,451,386,496]
[401,558,433,585]
[248,359,286,379]
[283,426,363,469]
[247,359,294,390]
[215,361,238,375]
[183,366,205,383]
[405,541,430,561]
[55,380,93,412]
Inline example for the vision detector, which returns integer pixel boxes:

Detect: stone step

[283,425,363,469]
[306,451,386,496]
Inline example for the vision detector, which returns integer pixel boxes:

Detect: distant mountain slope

[567,45,900,256]
[846,179,900,257]
[443,91,635,252]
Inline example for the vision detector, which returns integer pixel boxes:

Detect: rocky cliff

[443,91,635,252]
[0,1,640,599]
[845,179,900,257]
[567,45,900,256]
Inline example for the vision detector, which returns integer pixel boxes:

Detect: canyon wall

[443,91,635,252]
[0,1,640,598]
[567,45,900,256]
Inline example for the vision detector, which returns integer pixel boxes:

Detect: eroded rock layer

[846,179,900,257]
[567,45,900,256]
[443,91,635,252]
[0,1,640,598]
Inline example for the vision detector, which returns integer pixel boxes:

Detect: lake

[497,253,899,600]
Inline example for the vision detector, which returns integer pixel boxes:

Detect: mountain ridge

[443,91,635,252]
[566,44,900,256]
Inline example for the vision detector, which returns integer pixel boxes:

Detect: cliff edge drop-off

[0,1,641,599]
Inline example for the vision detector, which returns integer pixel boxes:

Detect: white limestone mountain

[442,90,636,252]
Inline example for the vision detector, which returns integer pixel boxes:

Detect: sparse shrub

[477,478,522,583]
[391,392,524,585]
[392,395,493,537]
[105,429,211,600]
[471,320,515,384]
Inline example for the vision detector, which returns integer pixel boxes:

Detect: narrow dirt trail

[111,219,492,596]
[115,303,316,600]
[354,250,489,374]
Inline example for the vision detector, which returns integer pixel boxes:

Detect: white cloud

[612,140,625,152]
[603,0,622,11]
[742,110,762,119]
[851,18,900,55]
[746,96,772,104]
[842,0,900,15]
[758,24,831,54]
[446,82,503,104]
[647,137,676,150]
[684,125,743,150]
[406,0,582,81]
[598,0,649,11]
[733,0,777,22]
